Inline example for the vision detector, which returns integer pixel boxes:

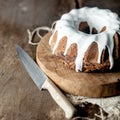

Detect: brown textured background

[0,0,120,120]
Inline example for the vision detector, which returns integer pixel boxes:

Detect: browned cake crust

[50,23,120,72]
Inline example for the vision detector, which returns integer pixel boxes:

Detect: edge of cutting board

[36,32,120,98]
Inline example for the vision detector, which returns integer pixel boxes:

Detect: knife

[16,45,76,119]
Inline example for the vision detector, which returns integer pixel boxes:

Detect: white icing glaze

[49,7,120,72]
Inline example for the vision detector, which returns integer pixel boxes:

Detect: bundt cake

[49,7,120,72]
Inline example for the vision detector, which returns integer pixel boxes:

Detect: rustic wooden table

[0,0,120,120]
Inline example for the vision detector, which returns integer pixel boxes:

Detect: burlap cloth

[28,26,120,120]
[67,94,120,120]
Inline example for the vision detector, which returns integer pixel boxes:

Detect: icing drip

[49,7,120,72]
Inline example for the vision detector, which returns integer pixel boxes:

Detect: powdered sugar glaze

[49,7,120,72]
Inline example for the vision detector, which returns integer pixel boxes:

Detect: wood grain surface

[0,0,120,120]
[0,1,76,120]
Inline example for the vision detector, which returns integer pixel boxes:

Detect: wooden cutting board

[36,32,120,98]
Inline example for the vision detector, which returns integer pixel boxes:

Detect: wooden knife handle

[42,78,76,119]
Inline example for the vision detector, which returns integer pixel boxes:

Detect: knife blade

[16,45,76,119]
